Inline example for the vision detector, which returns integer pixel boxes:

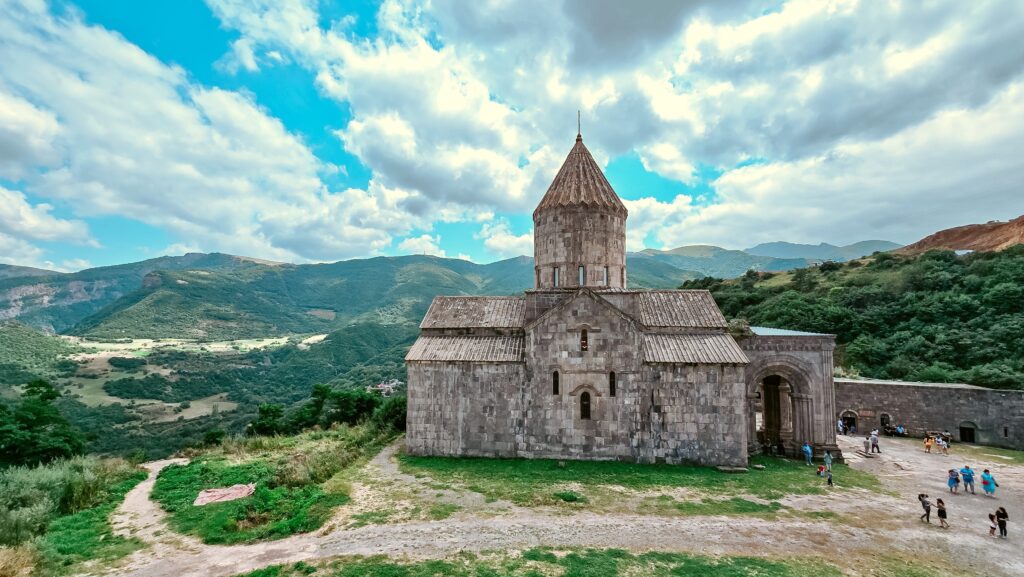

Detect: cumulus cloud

[0,187,94,245]
[475,219,532,259]
[0,0,424,263]
[661,82,1024,248]
[205,0,1024,257]
[398,234,446,257]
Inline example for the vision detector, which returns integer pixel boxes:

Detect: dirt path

[100,440,1024,577]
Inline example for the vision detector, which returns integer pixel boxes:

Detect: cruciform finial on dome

[577,110,581,142]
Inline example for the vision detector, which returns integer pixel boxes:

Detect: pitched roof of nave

[643,333,749,364]
[419,296,526,329]
[406,335,524,362]
[533,135,628,217]
[417,289,727,331]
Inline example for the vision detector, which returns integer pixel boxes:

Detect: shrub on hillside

[0,457,139,546]
[372,395,407,432]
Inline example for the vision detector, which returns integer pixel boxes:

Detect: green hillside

[637,245,815,279]
[687,246,1024,388]
[0,253,274,333]
[0,322,80,387]
[744,240,901,261]
[65,253,706,340]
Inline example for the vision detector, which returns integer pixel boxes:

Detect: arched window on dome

[580,329,589,352]
[609,371,616,397]
[578,265,585,286]
[552,371,559,395]
[553,267,560,287]
[580,391,591,420]
[603,266,609,286]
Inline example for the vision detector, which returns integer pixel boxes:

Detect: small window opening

[578,265,585,286]
[620,268,625,287]
[553,267,560,287]
[552,371,559,395]
[609,371,616,397]
[1005,426,1010,438]
[580,391,591,420]
[602,266,608,286]
[580,329,589,352]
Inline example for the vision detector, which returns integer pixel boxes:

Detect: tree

[0,380,85,468]
[248,403,285,436]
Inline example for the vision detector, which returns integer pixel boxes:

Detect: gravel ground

[95,436,1024,577]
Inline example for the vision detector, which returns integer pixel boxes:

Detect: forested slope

[685,246,1024,389]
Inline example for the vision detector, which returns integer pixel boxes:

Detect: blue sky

[1,0,1023,271]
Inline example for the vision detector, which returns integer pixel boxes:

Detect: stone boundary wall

[834,379,1024,450]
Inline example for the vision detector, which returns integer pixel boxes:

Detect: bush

[0,457,141,546]
[371,396,407,432]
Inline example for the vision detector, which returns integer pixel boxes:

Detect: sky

[1,0,1023,271]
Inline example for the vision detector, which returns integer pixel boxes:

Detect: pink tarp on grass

[193,483,256,506]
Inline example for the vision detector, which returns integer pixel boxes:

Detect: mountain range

[0,240,897,338]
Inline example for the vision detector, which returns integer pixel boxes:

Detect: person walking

[947,469,960,494]
[870,431,881,453]
[936,499,949,529]
[981,469,998,497]
[824,450,833,472]
[802,442,813,466]
[826,470,833,487]
[919,494,932,523]
[960,465,976,495]
[940,438,949,456]
[996,507,1008,538]
[837,418,844,435]
[989,513,998,537]
[924,436,933,453]
[863,436,871,454]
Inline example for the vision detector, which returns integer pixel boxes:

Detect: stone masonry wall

[835,379,1024,449]
[405,362,525,457]
[534,206,626,289]
[522,290,641,460]
[635,364,748,466]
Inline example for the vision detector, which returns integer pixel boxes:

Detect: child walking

[996,507,1008,538]
[919,494,931,523]
[936,499,948,529]
[989,513,998,537]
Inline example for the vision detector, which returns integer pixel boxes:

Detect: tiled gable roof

[643,333,749,365]
[419,296,525,329]
[406,335,524,362]
[636,290,728,328]
[534,136,627,217]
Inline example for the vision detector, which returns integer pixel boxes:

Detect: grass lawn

[398,454,880,507]
[37,470,148,575]
[954,443,1024,465]
[152,424,397,544]
[237,549,843,577]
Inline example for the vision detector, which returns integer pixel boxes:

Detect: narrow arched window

[552,371,559,395]
[580,329,589,351]
[609,371,616,397]
[553,267,560,287]
[580,391,591,420]
[578,265,585,286]
[603,266,609,285]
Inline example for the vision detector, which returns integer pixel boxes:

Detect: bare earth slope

[900,215,1024,254]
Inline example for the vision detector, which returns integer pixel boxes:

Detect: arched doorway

[840,411,858,434]
[959,421,977,443]
[745,360,819,456]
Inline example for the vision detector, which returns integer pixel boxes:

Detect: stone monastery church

[406,131,841,467]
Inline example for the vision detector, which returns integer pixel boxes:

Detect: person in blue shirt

[802,442,813,466]
[959,465,976,495]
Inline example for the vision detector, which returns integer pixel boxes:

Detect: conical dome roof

[534,135,627,217]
